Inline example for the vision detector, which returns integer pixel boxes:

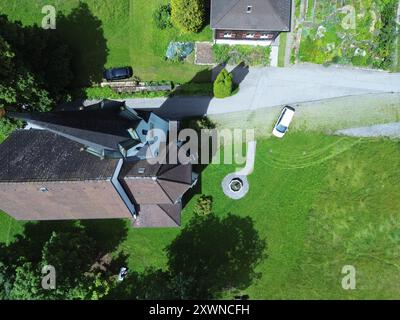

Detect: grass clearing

[0,0,213,83]
[278,33,287,67]
[212,44,272,66]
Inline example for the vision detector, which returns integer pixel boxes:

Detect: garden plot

[298,0,398,70]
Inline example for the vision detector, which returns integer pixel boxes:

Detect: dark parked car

[103,66,133,81]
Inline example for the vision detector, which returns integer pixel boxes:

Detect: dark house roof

[0,130,118,182]
[8,108,140,152]
[135,204,182,228]
[0,102,196,228]
[211,0,292,31]
[120,160,194,206]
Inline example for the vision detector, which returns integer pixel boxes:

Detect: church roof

[0,130,118,182]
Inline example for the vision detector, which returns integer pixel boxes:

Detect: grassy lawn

[278,32,287,67]
[298,0,398,70]
[2,132,400,299]
[129,0,212,82]
[0,0,213,83]
[395,35,400,72]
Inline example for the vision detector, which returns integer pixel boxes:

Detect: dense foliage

[0,117,18,143]
[171,0,205,33]
[0,17,71,113]
[213,68,233,98]
[298,0,398,69]
[0,223,118,300]
[153,4,173,30]
[0,2,108,116]
[372,0,398,69]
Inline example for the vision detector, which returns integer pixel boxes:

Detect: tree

[0,36,16,110]
[153,4,173,30]
[8,262,44,300]
[0,261,12,299]
[213,68,233,98]
[41,230,96,290]
[14,73,53,112]
[0,36,14,79]
[171,0,205,33]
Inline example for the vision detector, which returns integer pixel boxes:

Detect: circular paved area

[221,174,249,200]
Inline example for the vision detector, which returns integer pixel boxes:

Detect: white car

[272,106,295,138]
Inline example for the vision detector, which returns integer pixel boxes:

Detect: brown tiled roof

[121,161,193,205]
[122,178,173,204]
[0,130,118,182]
[134,203,182,228]
[158,179,191,204]
[0,180,133,220]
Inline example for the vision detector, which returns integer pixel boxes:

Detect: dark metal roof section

[211,0,292,31]
[8,106,141,152]
[121,161,195,205]
[111,159,137,218]
[0,130,118,182]
[0,101,197,228]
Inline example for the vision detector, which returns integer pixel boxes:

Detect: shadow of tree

[166,213,266,299]
[0,2,108,110]
[56,2,109,88]
[230,62,250,88]
[108,213,266,300]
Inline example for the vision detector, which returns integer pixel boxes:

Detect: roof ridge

[157,176,191,185]
[213,0,242,28]
[158,204,181,226]
[156,180,175,204]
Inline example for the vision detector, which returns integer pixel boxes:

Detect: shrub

[213,68,233,98]
[153,4,172,30]
[0,117,18,142]
[212,44,231,64]
[194,195,213,216]
[171,0,205,33]
[85,86,170,99]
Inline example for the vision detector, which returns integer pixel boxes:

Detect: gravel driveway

[335,123,400,138]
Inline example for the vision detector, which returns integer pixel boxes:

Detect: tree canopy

[0,220,128,300]
[171,0,205,33]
